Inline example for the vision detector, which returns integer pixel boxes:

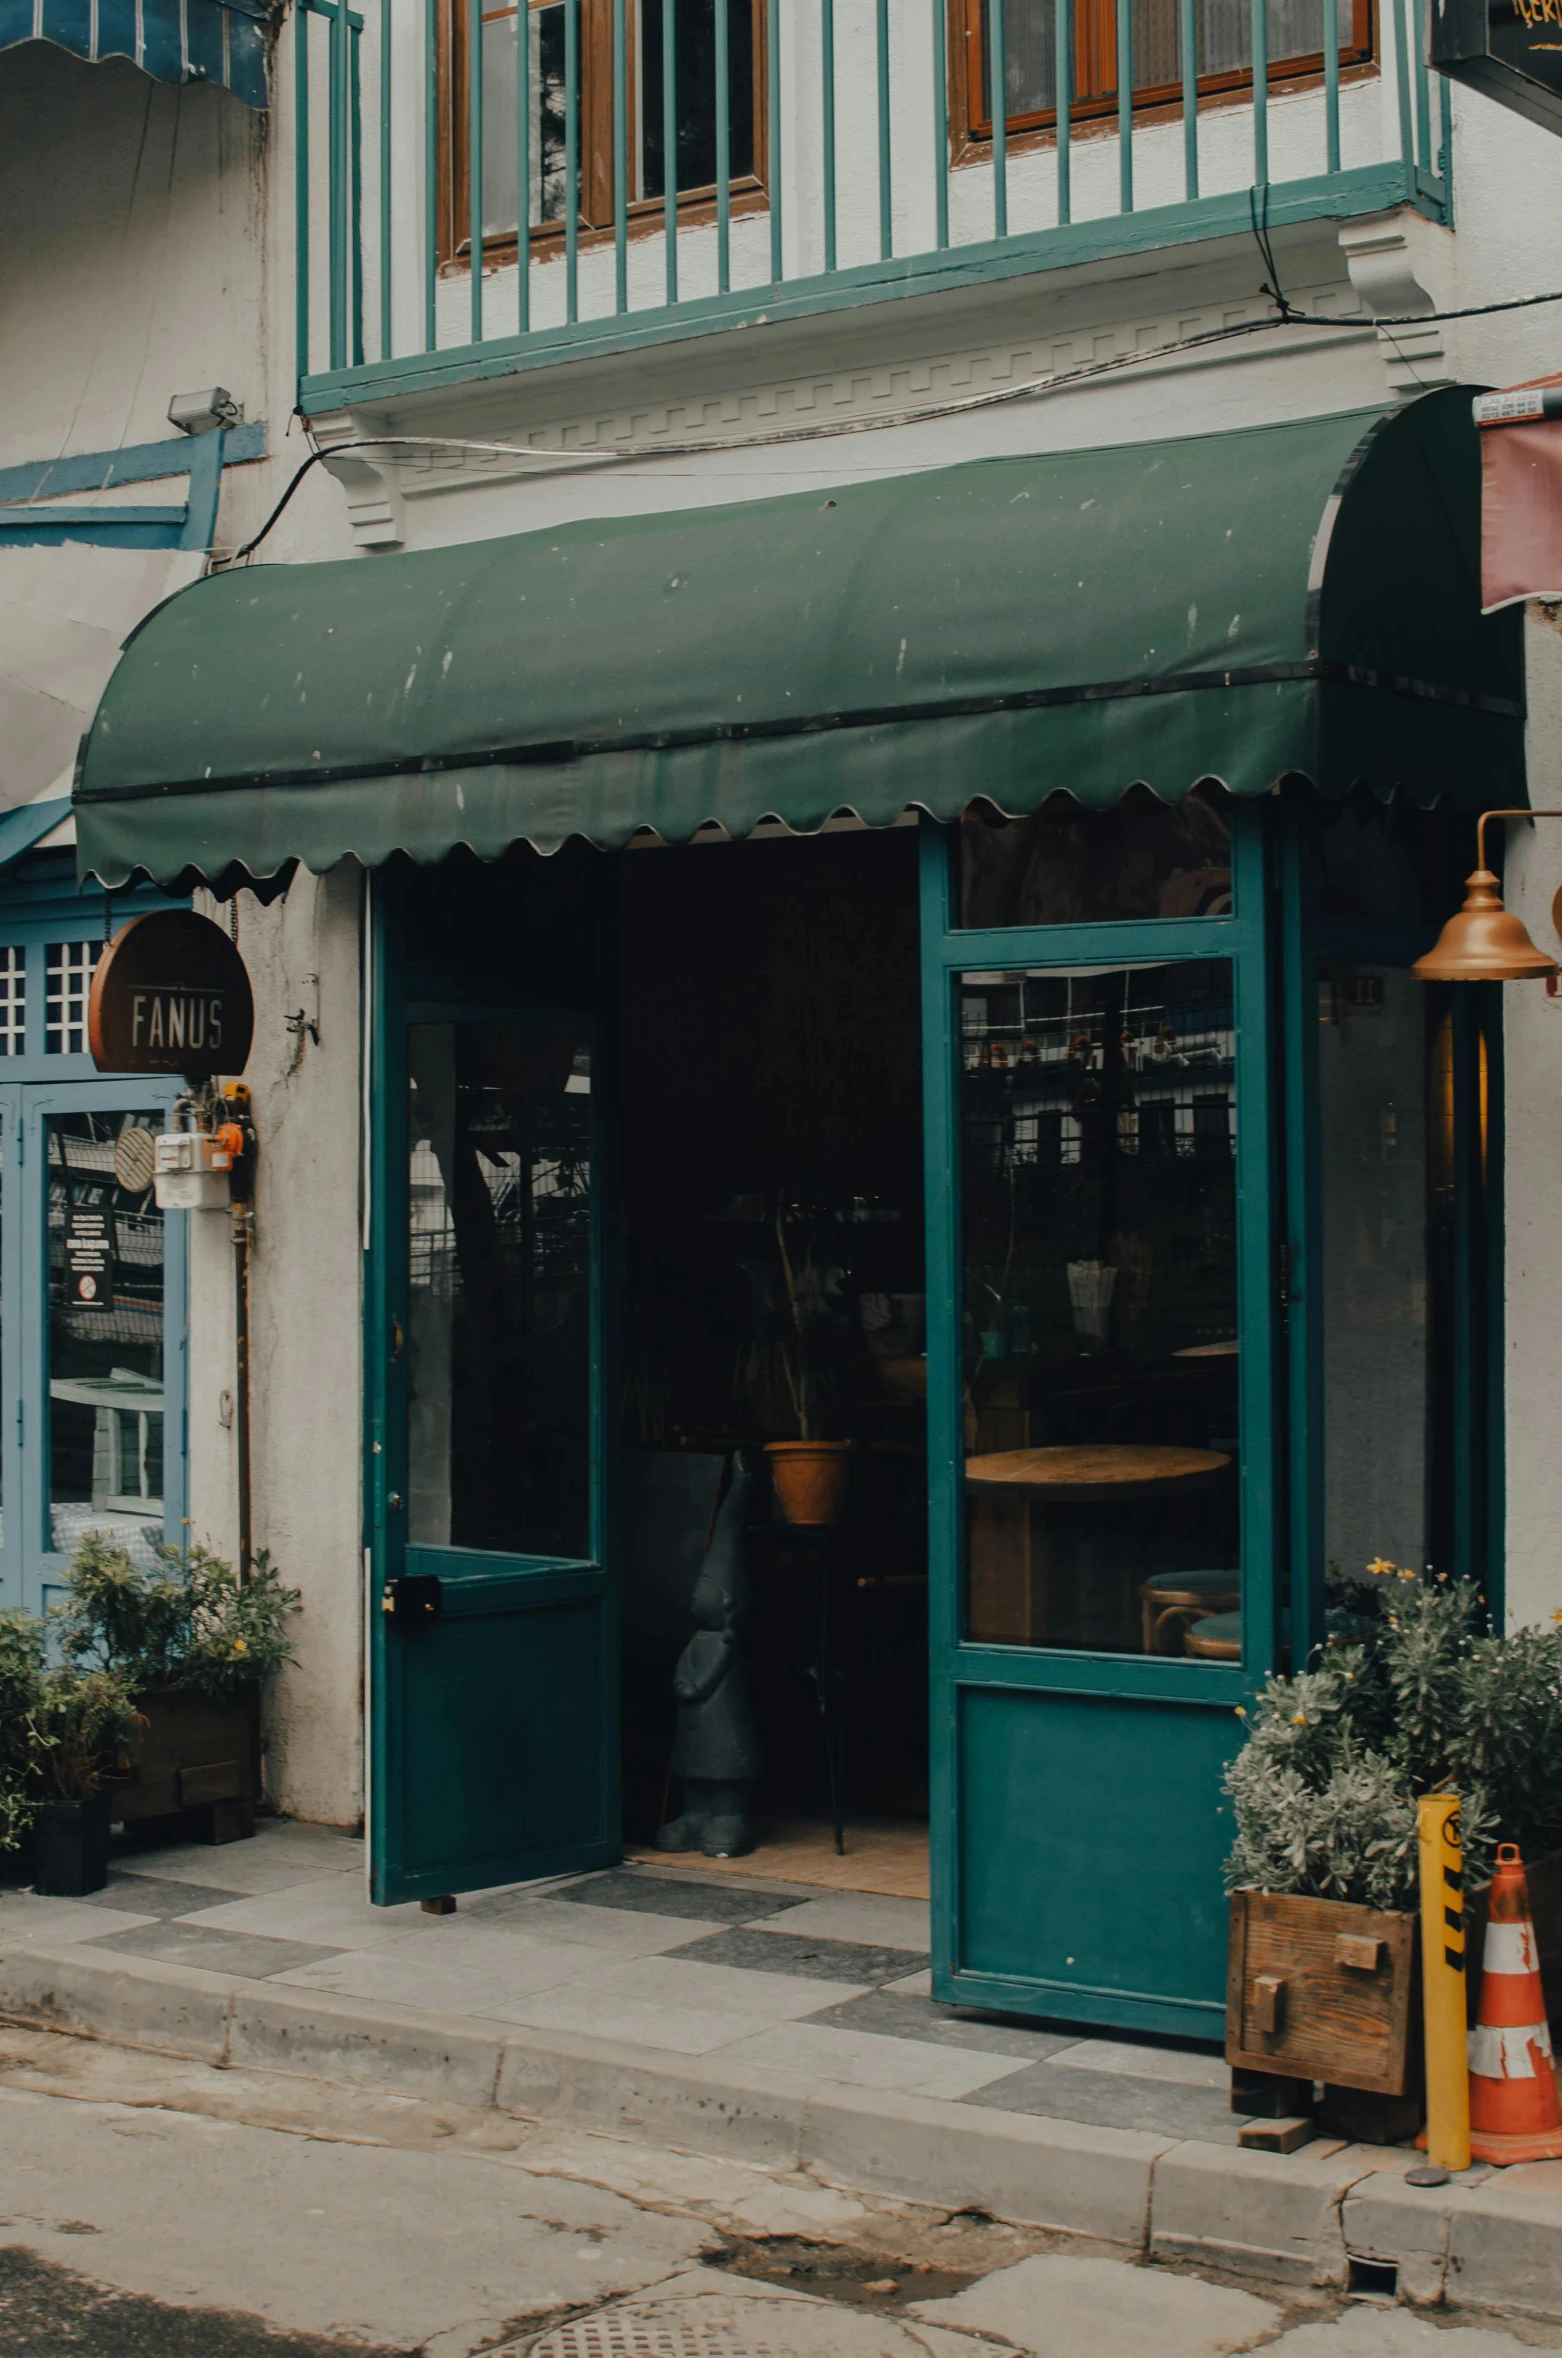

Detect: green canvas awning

[74,386,1524,890]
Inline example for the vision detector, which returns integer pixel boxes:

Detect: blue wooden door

[923,804,1282,2040]
[0,1080,186,1619]
[367,897,616,1905]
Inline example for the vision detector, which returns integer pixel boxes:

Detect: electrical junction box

[154,1130,233,1212]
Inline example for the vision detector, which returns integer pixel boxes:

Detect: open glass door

[368,873,616,1905]
[923,799,1281,2038]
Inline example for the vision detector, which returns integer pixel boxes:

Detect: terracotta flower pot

[765,1439,852,1527]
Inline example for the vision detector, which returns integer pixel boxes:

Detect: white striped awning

[0,0,270,108]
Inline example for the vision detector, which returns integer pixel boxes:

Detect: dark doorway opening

[617,826,929,1894]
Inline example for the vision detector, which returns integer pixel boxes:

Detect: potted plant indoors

[762,1195,853,1527]
[26,1663,142,1895]
[1224,1569,1562,2130]
[52,1533,300,1845]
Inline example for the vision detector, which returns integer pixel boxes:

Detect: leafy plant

[1225,1568,1562,1906]
[26,1665,141,1801]
[52,1533,300,1701]
[0,1609,44,1852]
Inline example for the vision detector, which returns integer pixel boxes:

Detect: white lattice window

[46,941,100,1056]
[0,946,25,1057]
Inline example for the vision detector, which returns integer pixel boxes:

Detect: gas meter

[154,1127,236,1211]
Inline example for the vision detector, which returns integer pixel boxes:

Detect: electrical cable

[225,281,1562,565]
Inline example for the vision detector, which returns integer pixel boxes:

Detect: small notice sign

[66,1204,114,1312]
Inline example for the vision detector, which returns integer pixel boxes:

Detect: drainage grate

[532,2308,816,2358]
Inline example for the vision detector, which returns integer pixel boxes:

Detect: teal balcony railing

[293,0,1450,413]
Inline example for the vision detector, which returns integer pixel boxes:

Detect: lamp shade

[1412,869,1560,981]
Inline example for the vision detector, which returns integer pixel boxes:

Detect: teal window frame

[0,861,190,1619]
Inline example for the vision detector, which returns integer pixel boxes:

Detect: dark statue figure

[655,1451,761,1859]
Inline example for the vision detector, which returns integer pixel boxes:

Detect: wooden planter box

[1229,1856,1562,2135]
[1227,1889,1420,2098]
[111,1687,258,1845]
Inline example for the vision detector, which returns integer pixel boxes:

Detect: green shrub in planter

[51,1533,300,1699]
[1225,1572,1562,1905]
[0,1609,44,1857]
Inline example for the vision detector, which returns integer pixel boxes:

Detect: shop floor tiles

[624,1816,930,1898]
[3,1819,1251,2139]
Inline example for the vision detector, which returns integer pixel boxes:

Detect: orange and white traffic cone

[1468,1843,1562,2165]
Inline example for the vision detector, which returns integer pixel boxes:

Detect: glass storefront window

[48,1111,165,1570]
[1317,963,1453,1583]
[960,959,1241,1654]
[407,1017,593,1560]
[960,794,1232,929]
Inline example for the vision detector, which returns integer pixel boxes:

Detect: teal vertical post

[716,0,731,292]
[612,0,627,309]
[1323,0,1340,171]
[1391,0,1413,172]
[1438,69,1452,199]
[1055,0,1071,223]
[991,0,1008,237]
[1117,0,1133,208]
[517,0,530,330]
[424,0,437,349]
[768,0,782,281]
[469,0,484,342]
[1178,0,1198,196]
[876,0,892,257]
[379,1,392,359]
[1251,0,1268,188]
[565,0,580,322]
[330,0,351,365]
[931,0,948,246]
[351,21,366,364]
[295,2,311,377]
[822,0,836,271]
[1412,0,1431,167]
[663,0,678,301]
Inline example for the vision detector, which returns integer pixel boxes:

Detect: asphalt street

[0,2025,1557,2358]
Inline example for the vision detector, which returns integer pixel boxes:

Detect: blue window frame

[0,858,189,1617]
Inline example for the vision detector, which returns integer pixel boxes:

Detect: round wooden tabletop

[1172,1340,1239,1359]
[964,1443,1233,1501]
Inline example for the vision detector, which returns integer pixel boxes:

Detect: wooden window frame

[440,0,769,270]
[948,0,1375,161]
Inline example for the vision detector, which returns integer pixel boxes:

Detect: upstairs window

[444,0,766,261]
[954,0,1370,142]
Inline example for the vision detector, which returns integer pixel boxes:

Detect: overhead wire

[225,278,1562,565]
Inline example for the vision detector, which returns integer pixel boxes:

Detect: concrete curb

[3,1938,1557,2320]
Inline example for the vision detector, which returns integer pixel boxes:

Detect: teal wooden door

[367,888,616,1906]
[923,805,1282,2040]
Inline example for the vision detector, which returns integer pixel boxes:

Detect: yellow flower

[1234,1706,1247,1718]
[232,1639,248,1655]
[1366,1557,1395,1578]
[1292,1712,1307,1726]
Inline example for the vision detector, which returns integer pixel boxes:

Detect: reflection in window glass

[407,1018,593,1559]
[1318,965,1452,1582]
[641,0,756,197]
[48,1114,165,1569]
[961,962,1241,1655]
[960,796,1232,929]
[481,5,569,236]
[978,0,1352,117]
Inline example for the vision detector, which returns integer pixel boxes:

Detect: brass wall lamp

[1413,809,1562,982]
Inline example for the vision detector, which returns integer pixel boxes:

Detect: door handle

[382,1574,443,1629]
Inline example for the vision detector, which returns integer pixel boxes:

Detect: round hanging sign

[88,910,254,1081]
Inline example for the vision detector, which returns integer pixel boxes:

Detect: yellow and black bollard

[1412,1793,1471,2180]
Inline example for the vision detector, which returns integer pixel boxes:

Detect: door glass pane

[641,0,756,199]
[960,797,1232,929]
[1318,964,1450,1582]
[961,961,1241,1655]
[482,5,570,235]
[48,1112,165,1569]
[407,1018,593,1559]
